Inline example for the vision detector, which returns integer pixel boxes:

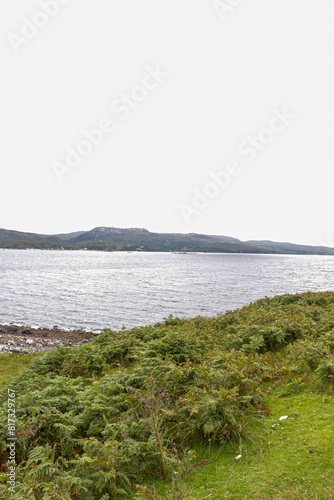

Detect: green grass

[0,353,42,389]
[148,382,334,499]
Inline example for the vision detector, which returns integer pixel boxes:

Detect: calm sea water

[0,250,333,332]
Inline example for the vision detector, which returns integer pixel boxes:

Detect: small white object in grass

[235,454,242,460]
[279,416,288,421]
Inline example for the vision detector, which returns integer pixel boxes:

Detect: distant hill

[0,227,333,254]
[72,227,151,243]
[51,231,87,241]
[246,240,334,256]
[0,229,65,249]
[69,227,263,253]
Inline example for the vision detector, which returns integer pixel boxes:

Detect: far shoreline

[1,247,334,256]
[0,324,98,354]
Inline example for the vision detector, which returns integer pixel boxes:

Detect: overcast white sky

[1,0,333,245]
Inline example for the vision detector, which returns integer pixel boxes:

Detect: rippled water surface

[0,250,333,331]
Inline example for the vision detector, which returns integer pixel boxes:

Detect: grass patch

[0,353,42,389]
[148,385,334,499]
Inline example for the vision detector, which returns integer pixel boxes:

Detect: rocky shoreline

[0,324,98,354]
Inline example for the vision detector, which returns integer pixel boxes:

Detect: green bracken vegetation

[1,291,334,499]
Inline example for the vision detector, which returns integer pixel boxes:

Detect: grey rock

[21,328,34,335]
[8,325,19,332]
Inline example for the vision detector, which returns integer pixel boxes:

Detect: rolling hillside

[0,227,333,254]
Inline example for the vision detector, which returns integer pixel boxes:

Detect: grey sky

[1,0,333,245]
